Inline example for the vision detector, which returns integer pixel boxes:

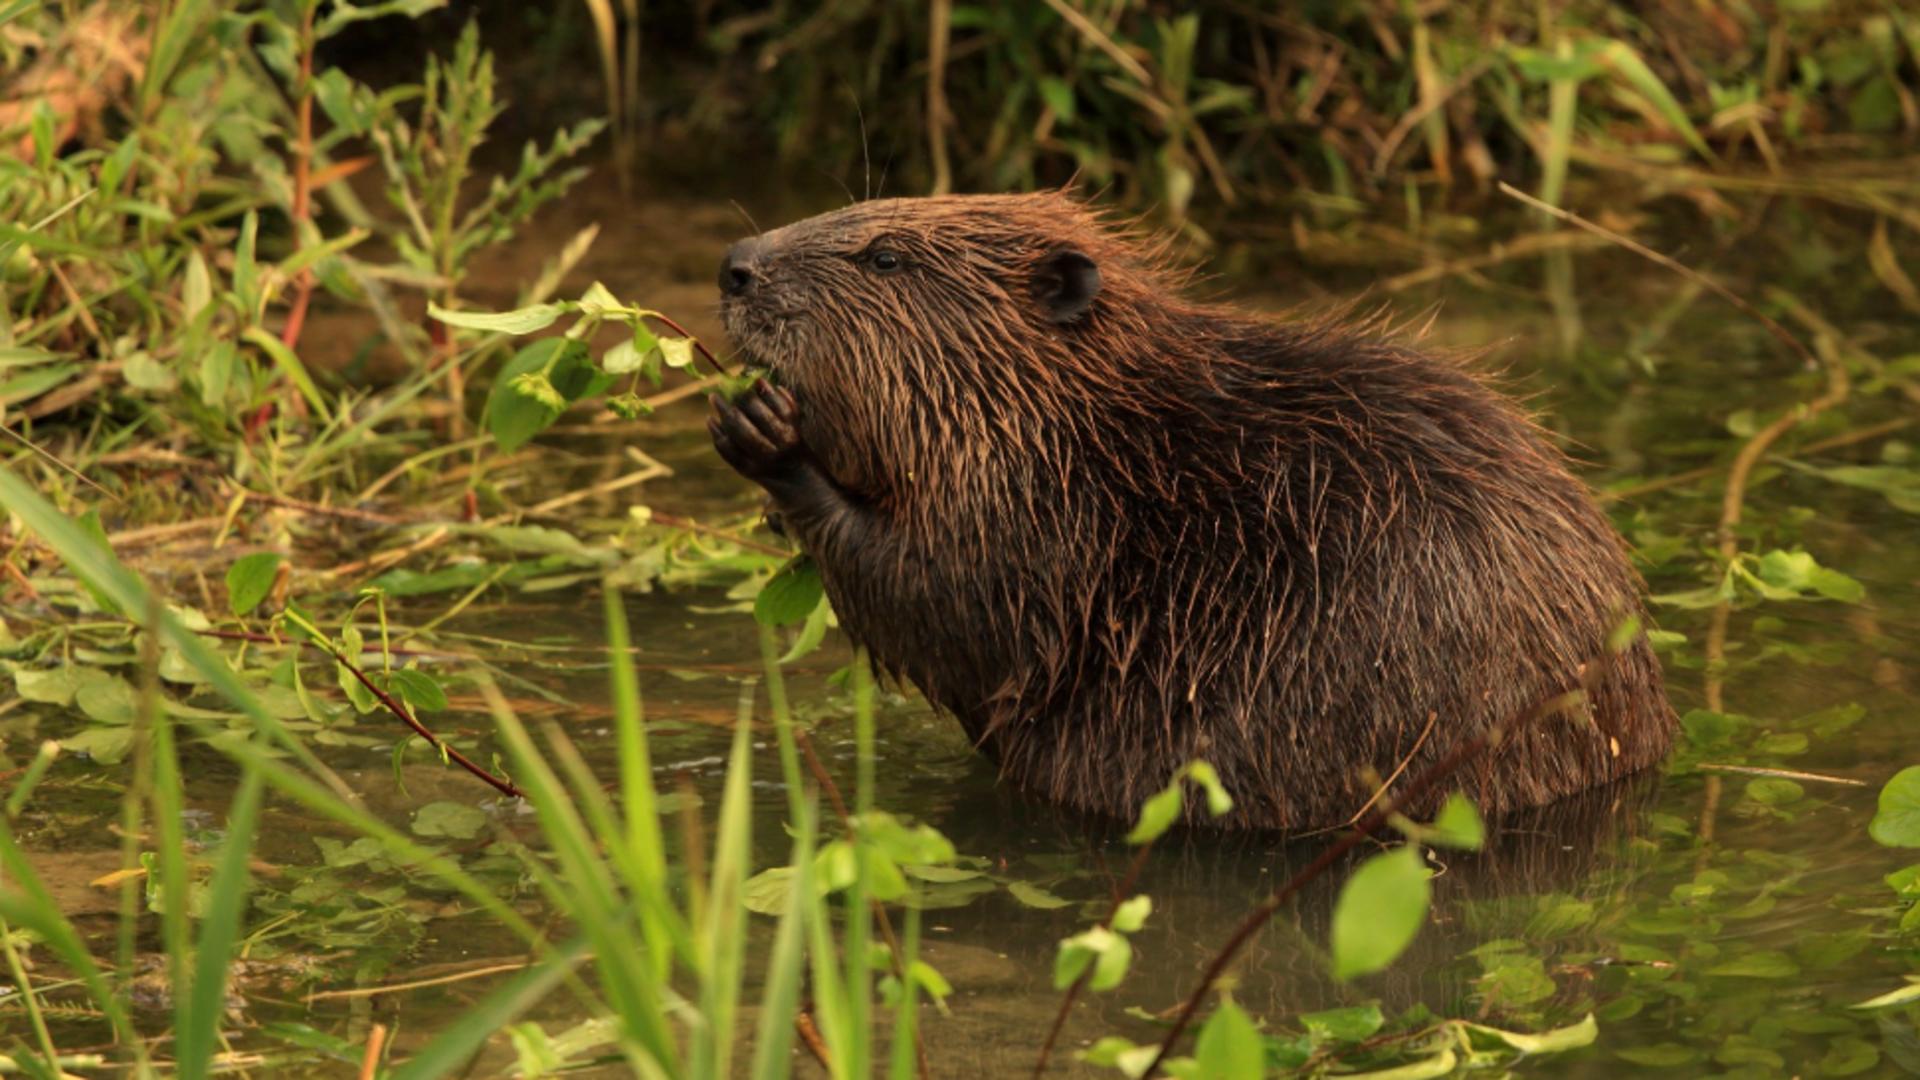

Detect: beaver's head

[733,192,1196,388]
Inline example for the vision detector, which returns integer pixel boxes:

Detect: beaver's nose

[718,239,761,297]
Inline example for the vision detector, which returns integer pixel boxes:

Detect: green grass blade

[148,681,192,1047]
[542,722,696,971]
[605,583,679,979]
[387,936,597,1080]
[750,798,817,1080]
[175,765,264,1080]
[691,693,755,1078]
[1539,37,1579,217]
[887,903,924,1080]
[758,625,810,827]
[1596,38,1715,161]
[481,678,681,1069]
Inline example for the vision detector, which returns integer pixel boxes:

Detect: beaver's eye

[866,249,904,275]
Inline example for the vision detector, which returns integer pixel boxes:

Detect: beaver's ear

[1033,248,1101,325]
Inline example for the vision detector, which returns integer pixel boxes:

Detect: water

[10,185,1920,1076]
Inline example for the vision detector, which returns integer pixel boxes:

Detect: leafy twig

[1138,672,1602,1077]
[1030,842,1155,1077]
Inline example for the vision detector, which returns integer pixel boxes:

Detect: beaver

[707,190,1674,833]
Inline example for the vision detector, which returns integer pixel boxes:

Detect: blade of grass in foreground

[605,583,680,981]
[750,797,818,1080]
[175,766,264,1080]
[482,676,680,1067]
[691,704,755,1078]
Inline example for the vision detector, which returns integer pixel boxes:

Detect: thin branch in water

[1139,673,1601,1077]
[1031,840,1157,1078]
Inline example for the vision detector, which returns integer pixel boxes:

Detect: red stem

[200,628,522,800]
[1031,841,1157,1077]
[645,313,728,374]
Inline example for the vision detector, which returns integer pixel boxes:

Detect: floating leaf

[1870,767,1920,847]
[1007,880,1073,909]
[413,801,488,840]
[13,667,84,706]
[225,552,283,616]
[1300,1004,1385,1044]
[60,726,135,764]
[1330,846,1431,980]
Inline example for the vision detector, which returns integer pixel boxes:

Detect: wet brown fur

[714,190,1676,832]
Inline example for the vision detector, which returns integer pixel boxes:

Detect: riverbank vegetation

[2,2,1918,1076]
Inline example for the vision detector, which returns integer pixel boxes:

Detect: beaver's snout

[718,237,767,298]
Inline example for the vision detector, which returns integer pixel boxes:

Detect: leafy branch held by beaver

[707,190,1674,833]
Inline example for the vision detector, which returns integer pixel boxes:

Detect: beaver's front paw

[708,380,806,485]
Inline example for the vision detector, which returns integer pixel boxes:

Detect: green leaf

[507,371,568,411]
[75,672,136,725]
[1126,785,1183,845]
[1037,75,1077,121]
[1851,976,1920,1011]
[225,552,284,616]
[1192,1000,1263,1080]
[241,327,330,423]
[1184,761,1233,817]
[1593,39,1714,159]
[1006,880,1073,909]
[601,336,649,375]
[1464,1013,1599,1054]
[1300,1003,1384,1044]
[485,338,598,452]
[412,801,488,840]
[1428,794,1484,850]
[429,301,565,335]
[60,726,136,764]
[657,336,696,369]
[14,667,84,706]
[1111,895,1152,933]
[754,558,824,627]
[1744,777,1805,806]
[388,668,448,713]
[1330,846,1431,980]
[182,251,212,321]
[907,960,952,1005]
[1870,767,1920,847]
[1055,926,1132,991]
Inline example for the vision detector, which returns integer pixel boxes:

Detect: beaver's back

[911,317,1674,832]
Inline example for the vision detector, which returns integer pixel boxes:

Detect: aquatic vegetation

[1,1,1918,1077]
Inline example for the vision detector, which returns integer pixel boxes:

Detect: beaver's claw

[708,380,805,485]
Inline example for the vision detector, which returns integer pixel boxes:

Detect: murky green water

[10,191,1919,1076]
